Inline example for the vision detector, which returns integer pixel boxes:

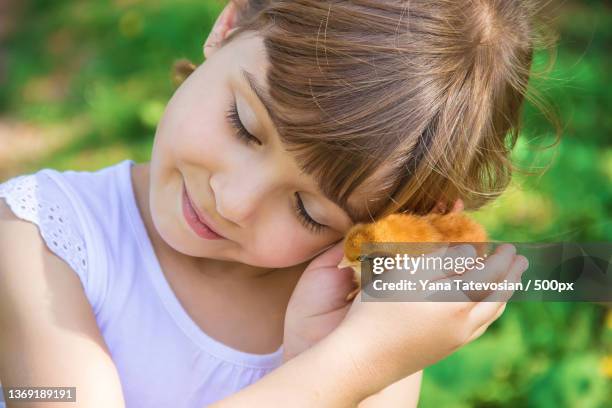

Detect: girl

[0,0,539,406]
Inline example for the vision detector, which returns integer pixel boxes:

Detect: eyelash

[294,192,326,234]
[225,99,325,235]
[225,100,262,146]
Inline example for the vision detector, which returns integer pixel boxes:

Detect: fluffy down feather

[337,212,488,300]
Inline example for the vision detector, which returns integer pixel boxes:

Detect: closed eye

[226,98,326,235]
[294,192,326,234]
[225,99,263,146]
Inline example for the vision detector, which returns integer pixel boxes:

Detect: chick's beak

[337,255,362,276]
[337,254,353,269]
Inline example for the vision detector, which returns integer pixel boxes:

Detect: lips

[182,183,226,240]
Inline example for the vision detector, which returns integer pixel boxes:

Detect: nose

[209,166,279,226]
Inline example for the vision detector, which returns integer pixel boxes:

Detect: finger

[371,242,480,290]
[433,199,463,214]
[457,244,518,301]
[451,199,464,213]
[467,301,505,340]
[465,303,507,343]
[422,251,520,302]
[468,255,528,329]
[422,243,480,281]
[458,244,515,300]
[421,280,472,302]
[417,245,483,301]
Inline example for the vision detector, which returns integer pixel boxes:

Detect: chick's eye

[225,99,262,146]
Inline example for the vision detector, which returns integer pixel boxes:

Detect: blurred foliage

[0,0,610,407]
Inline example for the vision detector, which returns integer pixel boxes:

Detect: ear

[204,1,241,59]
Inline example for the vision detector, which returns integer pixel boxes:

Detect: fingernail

[457,244,476,257]
[504,244,517,256]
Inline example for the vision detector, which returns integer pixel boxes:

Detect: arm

[358,371,422,408]
[0,199,126,408]
[210,324,429,408]
[208,328,383,408]
[209,247,522,407]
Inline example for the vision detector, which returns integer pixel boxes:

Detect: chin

[149,197,184,252]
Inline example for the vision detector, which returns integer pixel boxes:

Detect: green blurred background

[0,0,610,406]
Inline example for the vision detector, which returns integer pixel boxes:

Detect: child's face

[149,32,357,269]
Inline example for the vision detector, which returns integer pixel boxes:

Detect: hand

[434,198,464,214]
[282,239,355,362]
[326,242,528,398]
[283,198,466,362]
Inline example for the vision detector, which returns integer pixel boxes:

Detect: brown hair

[174,0,559,223]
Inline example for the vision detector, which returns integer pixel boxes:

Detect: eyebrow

[241,68,282,132]
[241,68,363,225]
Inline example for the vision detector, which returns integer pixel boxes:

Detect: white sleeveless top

[0,159,284,408]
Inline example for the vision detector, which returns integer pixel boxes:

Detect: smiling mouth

[182,182,227,240]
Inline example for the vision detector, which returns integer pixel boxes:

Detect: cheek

[245,221,325,268]
[155,73,231,164]
[176,109,226,162]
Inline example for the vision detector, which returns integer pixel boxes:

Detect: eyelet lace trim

[0,173,88,278]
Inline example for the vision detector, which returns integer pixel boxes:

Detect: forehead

[224,32,270,78]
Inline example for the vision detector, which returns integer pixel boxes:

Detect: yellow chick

[338,212,488,300]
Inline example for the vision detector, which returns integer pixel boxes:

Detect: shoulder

[0,195,85,300]
[0,194,100,337]
[0,160,133,314]
[0,197,127,407]
[0,193,17,220]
